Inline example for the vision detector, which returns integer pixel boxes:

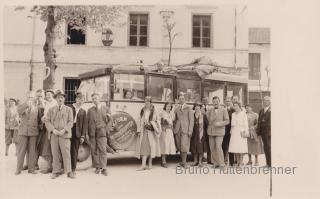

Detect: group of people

[5,88,271,179]
[5,89,112,179]
[135,93,271,170]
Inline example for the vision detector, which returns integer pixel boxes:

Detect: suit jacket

[45,105,74,139]
[70,105,87,138]
[174,104,194,136]
[87,105,112,137]
[17,103,41,136]
[257,107,271,137]
[225,106,234,135]
[207,107,229,136]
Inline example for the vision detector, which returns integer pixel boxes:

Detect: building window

[249,53,261,80]
[67,20,86,45]
[64,78,81,105]
[129,14,148,46]
[192,15,211,48]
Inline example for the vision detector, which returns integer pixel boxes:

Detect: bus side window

[78,76,110,102]
[203,81,224,104]
[147,76,173,102]
[177,79,201,103]
[114,74,145,101]
[227,84,245,104]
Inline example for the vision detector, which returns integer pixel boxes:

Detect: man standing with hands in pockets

[45,90,74,179]
[174,93,194,168]
[87,92,112,176]
[207,96,229,168]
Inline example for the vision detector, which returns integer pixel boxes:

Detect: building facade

[248,27,271,112]
[3,5,248,102]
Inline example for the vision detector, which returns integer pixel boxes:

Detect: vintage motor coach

[76,63,248,163]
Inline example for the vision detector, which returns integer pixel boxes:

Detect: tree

[16,6,127,89]
[160,11,179,66]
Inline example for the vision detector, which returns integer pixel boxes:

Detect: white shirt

[44,99,57,117]
[180,103,187,110]
[72,104,81,123]
[264,106,270,113]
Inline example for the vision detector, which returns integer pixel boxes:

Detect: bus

[76,64,248,163]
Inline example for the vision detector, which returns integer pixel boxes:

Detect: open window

[77,76,110,102]
[67,18,86,45]
[147,75,173,102]
[113,74,144,101]
[177,79,201,103]
[203,81,225,104]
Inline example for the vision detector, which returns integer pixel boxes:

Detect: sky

[248,0,272,27]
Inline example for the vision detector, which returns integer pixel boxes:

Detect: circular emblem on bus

[109,111,138,151]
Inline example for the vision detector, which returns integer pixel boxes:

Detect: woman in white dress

[159,102,176,168]
[228,102,249,166]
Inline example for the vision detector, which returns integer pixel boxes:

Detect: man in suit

[69,92,87,175]
[222,96,235,166]
[207,96,229,168]
[174,93,194,168]
[201,97,212,164]
[45,90,75,179]
[257,96,271,167]
[87,92,112,176]
[15,91,40,175]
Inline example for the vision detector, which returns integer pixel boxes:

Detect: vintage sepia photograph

[1,0,318,198]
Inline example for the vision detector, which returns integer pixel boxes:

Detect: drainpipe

[29,12,36,91]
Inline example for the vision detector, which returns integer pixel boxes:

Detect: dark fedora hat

[76,92,85,99]
[193,101,203,110]
[9,98,17,104]
[54,90,66,98]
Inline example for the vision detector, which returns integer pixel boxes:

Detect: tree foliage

[16,5,127,89]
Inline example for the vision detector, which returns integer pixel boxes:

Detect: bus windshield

[77,76,110,102]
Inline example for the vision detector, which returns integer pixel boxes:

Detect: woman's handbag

[240,130,250,138]
[144,123,154,131]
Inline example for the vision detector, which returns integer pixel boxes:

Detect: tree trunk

[43,6,56,90]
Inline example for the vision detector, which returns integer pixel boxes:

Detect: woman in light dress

[228,102,249,166]
[245,104,264,166]
[159,102,176,168]
[39,89,57,174]
[135,96,161,170]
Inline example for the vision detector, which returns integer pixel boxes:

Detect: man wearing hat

[257,96,271,167]
[45,90,75,179]
[69,92,87,175]
[5,98,20,156]
[87,92,112,176]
